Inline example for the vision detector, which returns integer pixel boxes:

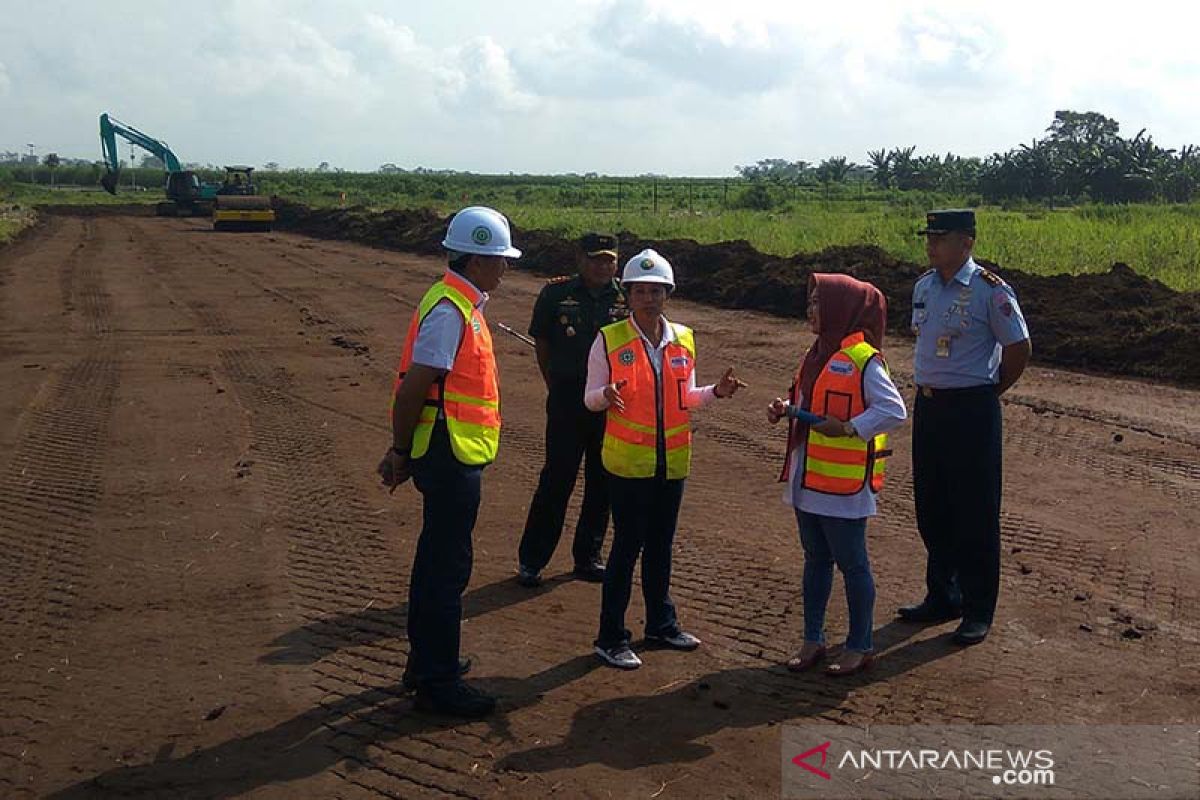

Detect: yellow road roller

[212,166,275,232]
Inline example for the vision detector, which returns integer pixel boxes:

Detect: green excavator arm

[99,113,183,194]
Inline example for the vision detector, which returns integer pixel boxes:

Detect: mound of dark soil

[36,203,157,217]
[243,201,1200,386]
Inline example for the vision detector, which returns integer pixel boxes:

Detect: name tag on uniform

[670,356,690,368]
[936,335,951,358]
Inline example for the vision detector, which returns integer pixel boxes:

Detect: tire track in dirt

[0,217,119,797]
[86,221,1198,789]
[259,233,1200,696]
[124,223,500,799]
[175,233,1031,726]
[1005,409,1200,502]
[695,318,1200,641]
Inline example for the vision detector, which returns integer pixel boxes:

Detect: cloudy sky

[1,0,1196,175]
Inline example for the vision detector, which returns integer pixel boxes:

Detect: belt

[917,384,996,398]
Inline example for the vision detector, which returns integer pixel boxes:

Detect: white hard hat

[442,206,522,258]
[621,248,674,289]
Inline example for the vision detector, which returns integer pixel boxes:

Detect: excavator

[99,113,274,231]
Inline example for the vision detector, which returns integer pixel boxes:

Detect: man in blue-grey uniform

[897,209,1032,646]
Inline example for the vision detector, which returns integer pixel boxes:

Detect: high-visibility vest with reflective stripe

[394,271,500,465]
[793,332,889,495]
[600,317,695,479]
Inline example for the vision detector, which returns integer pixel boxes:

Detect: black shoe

[516,564,542,587]
[897,601,962,624]
[414,680,496,719]
[952,620,990,646]
[402,657,471,692]
[645,630,702,651]
[572,562,606,582]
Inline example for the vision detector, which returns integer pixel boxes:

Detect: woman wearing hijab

[768,273,907,677]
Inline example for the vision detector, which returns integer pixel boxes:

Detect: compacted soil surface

[2,212,1196,798]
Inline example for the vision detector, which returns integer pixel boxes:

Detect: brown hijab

[796,273,887,411]
[780,273,887,482]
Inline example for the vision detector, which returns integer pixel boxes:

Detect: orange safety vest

[600,317,695,479]
[394,270,500,465]
[781,332,890,495]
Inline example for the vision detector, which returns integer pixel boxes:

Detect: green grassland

[4,170,1198,291]
[0,205,36,243]
[258,173,1200,291]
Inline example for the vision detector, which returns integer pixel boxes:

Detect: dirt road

[2,214,1197,798]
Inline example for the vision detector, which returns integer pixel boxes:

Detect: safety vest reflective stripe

[394,271,500,466]
[605,414,689,440]
[806,442,869,465]
[799,332,889,495]
[600,317,695,479]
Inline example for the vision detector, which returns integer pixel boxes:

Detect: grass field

[5,176,1198,291]
[0,205,36,243]
[512,204,1200,291]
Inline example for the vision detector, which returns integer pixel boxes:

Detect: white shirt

[410,275,489,371]
[584,315,717,411]
[784,358,907,518]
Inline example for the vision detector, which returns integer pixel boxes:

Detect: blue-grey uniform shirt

[911,257,1029,388]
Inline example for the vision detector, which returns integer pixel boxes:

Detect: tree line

[736,110,1200,204]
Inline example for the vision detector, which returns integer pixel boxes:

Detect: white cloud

[446,37,539,115]
[593,0,795,95]
[3,0,1200,174]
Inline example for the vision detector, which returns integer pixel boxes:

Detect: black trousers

[518,382,609,571]
[407,422,483,687]
[596,476,685,649]
[912,386,1003,624]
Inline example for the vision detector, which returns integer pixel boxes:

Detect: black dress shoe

[572,562,606,583]
[414,680,496,718]
[897,601,962,624]
[402,657,471,691]
[516,565,543,587]
[952,620,990,646]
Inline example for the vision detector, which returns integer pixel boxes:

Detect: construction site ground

[2,213,1197,799]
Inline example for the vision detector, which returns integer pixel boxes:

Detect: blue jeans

[796,509,875,653]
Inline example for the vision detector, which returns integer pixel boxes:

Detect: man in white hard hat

[584,248,747,670]
[379,206,520,717]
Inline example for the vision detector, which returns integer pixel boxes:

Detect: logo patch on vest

[471,318,482,333]
[670,356,690,368]
[619,349,636,366]
[827,361,854,375]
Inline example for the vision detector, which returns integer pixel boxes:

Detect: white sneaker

[646,631,702,650]
[594,644,642,670]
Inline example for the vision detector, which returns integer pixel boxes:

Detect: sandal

[824,650,875,677]
[785,644,827,672]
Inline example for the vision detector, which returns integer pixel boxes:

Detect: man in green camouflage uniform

[517,233,628,586]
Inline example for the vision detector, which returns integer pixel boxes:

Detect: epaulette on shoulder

[978,268,1005,287]
[546,275,571,285]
